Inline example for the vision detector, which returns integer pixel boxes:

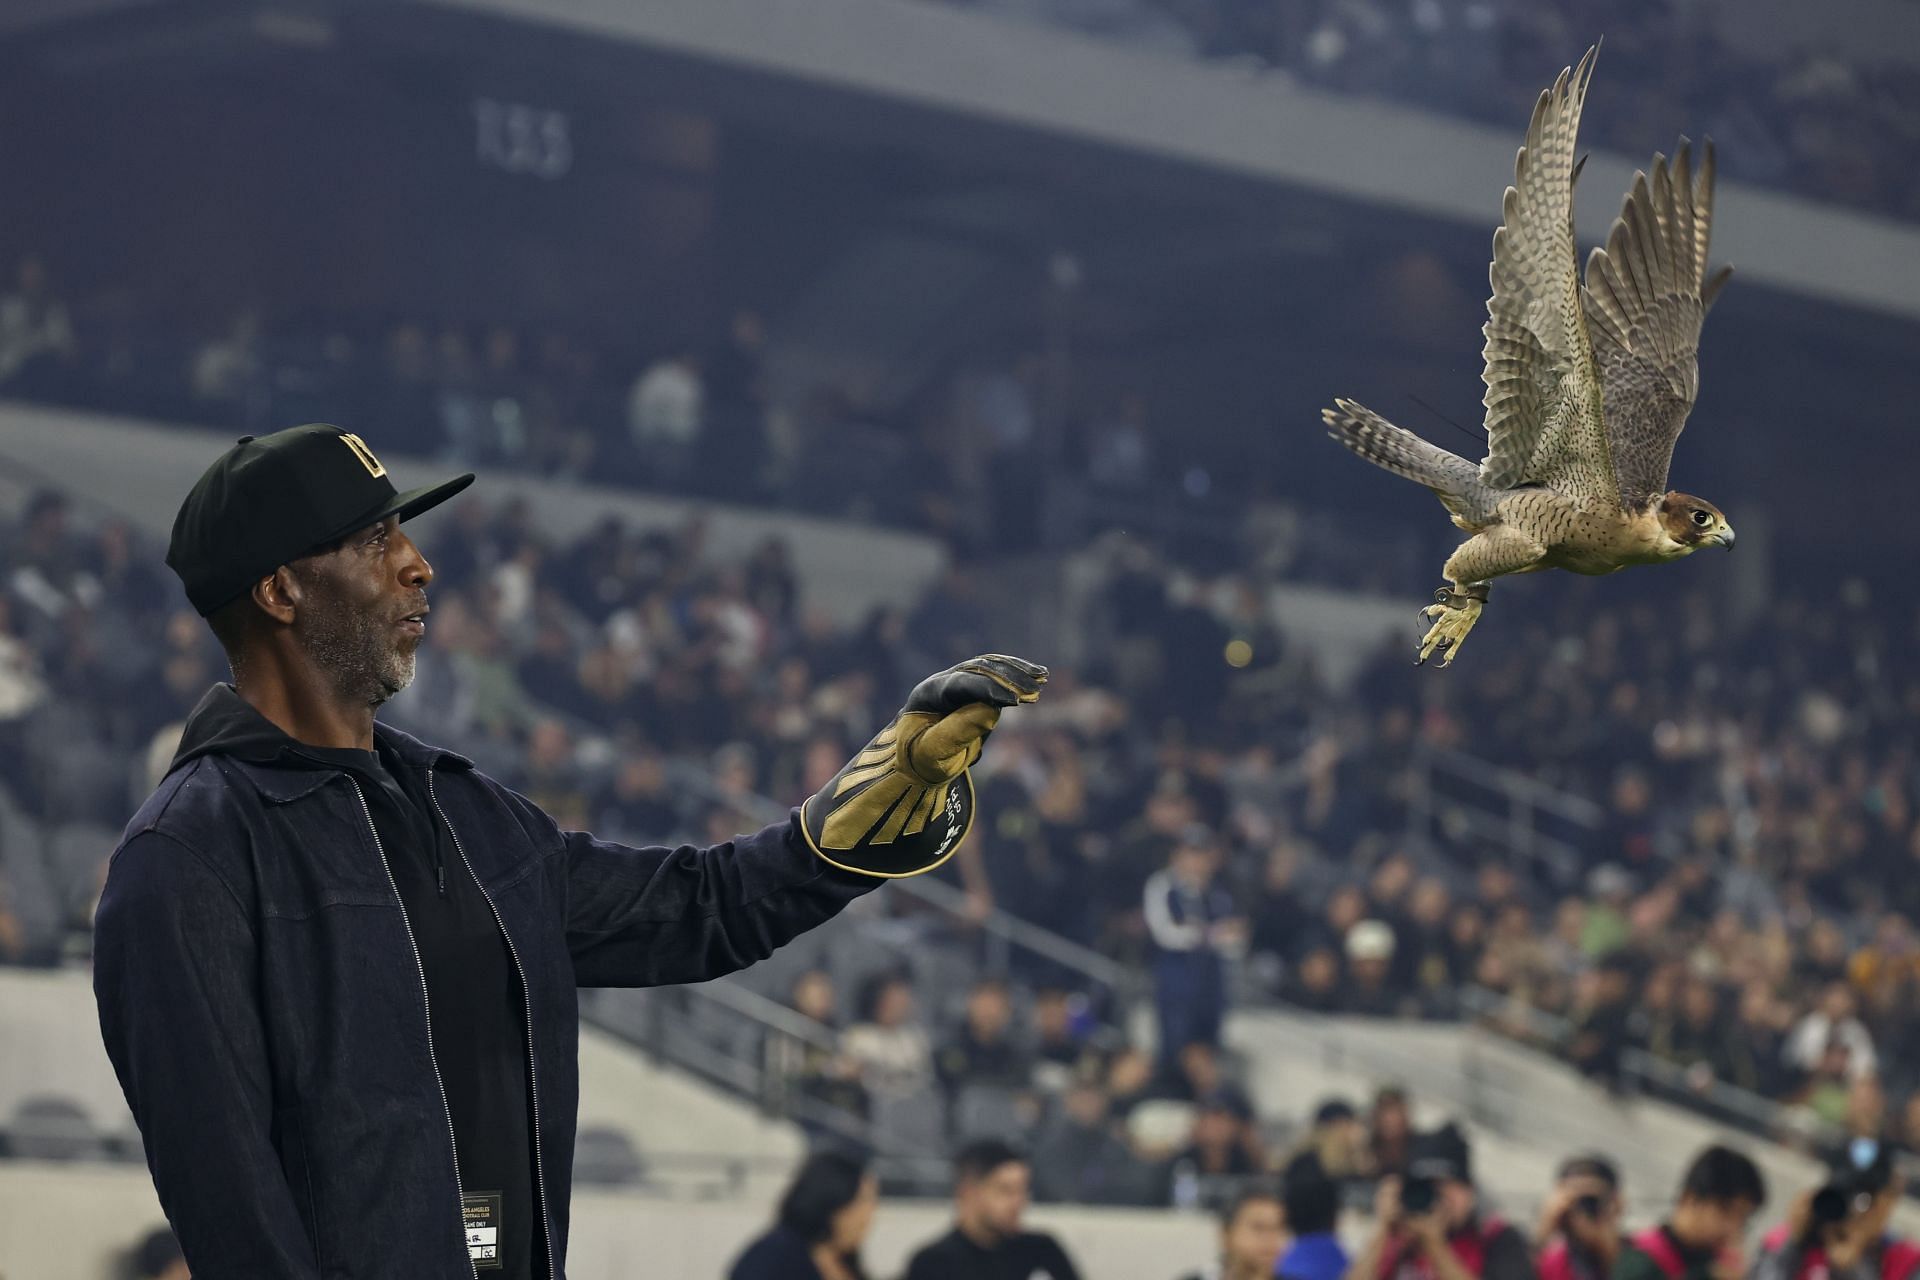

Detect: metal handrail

[693,974,844,1054]
[1454,985,1838,1145]
[1424,748,1606,827]
[886,870,1139,992]
[1407,744,1606,881]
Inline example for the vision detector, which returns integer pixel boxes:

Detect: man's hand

[1407,1210,1450,1255]
[1538,1175,1616,1251]
[802,655,1047,877]
[894,655,1047,781]
[1373,1175,1404,1226]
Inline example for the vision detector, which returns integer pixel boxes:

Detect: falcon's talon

[1417,590,1485,666]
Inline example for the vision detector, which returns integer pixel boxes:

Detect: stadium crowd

[2,458,1919,1195]
[922,0,1920,222]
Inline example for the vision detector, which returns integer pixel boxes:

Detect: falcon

[1323,45,1735,666]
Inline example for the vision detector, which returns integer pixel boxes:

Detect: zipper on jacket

[349,778,481,1280]
[429,767,557,1280]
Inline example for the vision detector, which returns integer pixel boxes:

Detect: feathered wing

[1581,139,1730,512]
[1478,45,1617,508]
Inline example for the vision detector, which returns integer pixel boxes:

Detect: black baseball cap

[167,424,473,616]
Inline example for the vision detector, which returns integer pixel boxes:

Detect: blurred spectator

[1029,985,1094,1091]
[1749,1145,1909,1280]
[1349,1124,1533,1280]
[1283,943,1346,1013]
[1370,1086,1417,1180]
[1614,1145,1768,1280]
[1278,1154,1351,1280]
[1566,960,1637,1089]
[1145,824,1245,1066]
[729,1150,878,1280]
[1346,919,1404,1017]
[903,1138,1084,1280]
[1085,391,1153,493]
[766,970,870,1136]
[842,972,934,1102]
[936,978,1032,1100]
[1291,1097,1373,1188]
[700,308,770,492]
[1166,1094,1263,1208]
[627,348,704,482]
[1030,1077,1158,1206]
[1535,1155,1626,1280]
[1173,1182,1285,1280]
[1818,1078,1892,1172]
[1786,986,1879,1085]
[189,311,262,420]
[0,255,77,395]
[1895,1095,1920,1160]
[128,1225,189,1280]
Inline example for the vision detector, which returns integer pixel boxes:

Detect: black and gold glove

[801,654,1048,877]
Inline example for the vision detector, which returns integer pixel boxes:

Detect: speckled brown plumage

[1319,43,1736,665]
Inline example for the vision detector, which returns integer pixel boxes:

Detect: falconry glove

[802,654,1047,877]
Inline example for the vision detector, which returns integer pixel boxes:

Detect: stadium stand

[4,1,1920,1274]
[912,0,1920,221]
[4,412,1918,1210]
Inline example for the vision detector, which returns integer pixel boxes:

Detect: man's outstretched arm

[556,654,1046,987]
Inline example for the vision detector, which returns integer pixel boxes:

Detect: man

[1613,1145,1767,1280]
[1030,1079,1157,1207]
[1537,1155,1627,1280]
[93,423,1046,1280]
[130,1227,190,1280]
[1350,1124,1534,1280]
[1174,1184,1285,1280]
[935,977,1032,1099]
[1144,823,1246,1066]
[1277,1154,1350,1280]
[1290,1097,1371,1190]
[1750,1144,1914,1280]
[1345,918,1403,1017]
[904,1138,1083,1280]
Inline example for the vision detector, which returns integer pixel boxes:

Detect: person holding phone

[1537,1156,1628,1280]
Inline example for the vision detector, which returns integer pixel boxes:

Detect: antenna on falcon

[1408,395,1485,446]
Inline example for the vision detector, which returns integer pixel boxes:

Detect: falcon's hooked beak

[1711,528,1736,550]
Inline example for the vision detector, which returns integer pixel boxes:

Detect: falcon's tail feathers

[1323,399,1483,515]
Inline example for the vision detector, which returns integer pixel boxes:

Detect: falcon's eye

[1691,510,1712,527]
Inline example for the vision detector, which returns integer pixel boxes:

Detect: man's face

[286,516,431,707]
[960,1161,1030,1240]
[1434,1178,1476,1232]
[1690,1197,1756,1250]
[968,986,1011,1039]
[1223,1197,1285,1275]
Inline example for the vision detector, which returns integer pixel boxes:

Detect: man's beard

[292,601,416,708]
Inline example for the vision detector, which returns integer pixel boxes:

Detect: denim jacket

[94,689,875,1279]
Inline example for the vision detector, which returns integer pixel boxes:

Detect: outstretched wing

[1581,139,1731,512]
[1478,45,1616,508]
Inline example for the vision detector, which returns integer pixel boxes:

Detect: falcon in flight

[1324,45,1735,666]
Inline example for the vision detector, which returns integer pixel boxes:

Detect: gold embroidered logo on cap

[339,432,386,478]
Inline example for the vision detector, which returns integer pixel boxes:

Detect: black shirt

[302,739,544,1280]
[904,1227,1083,1280]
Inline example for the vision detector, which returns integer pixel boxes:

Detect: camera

[1403,1175,1439,1216]
[1804,1139,1893,1243]
[1571,1193,1607,1220]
